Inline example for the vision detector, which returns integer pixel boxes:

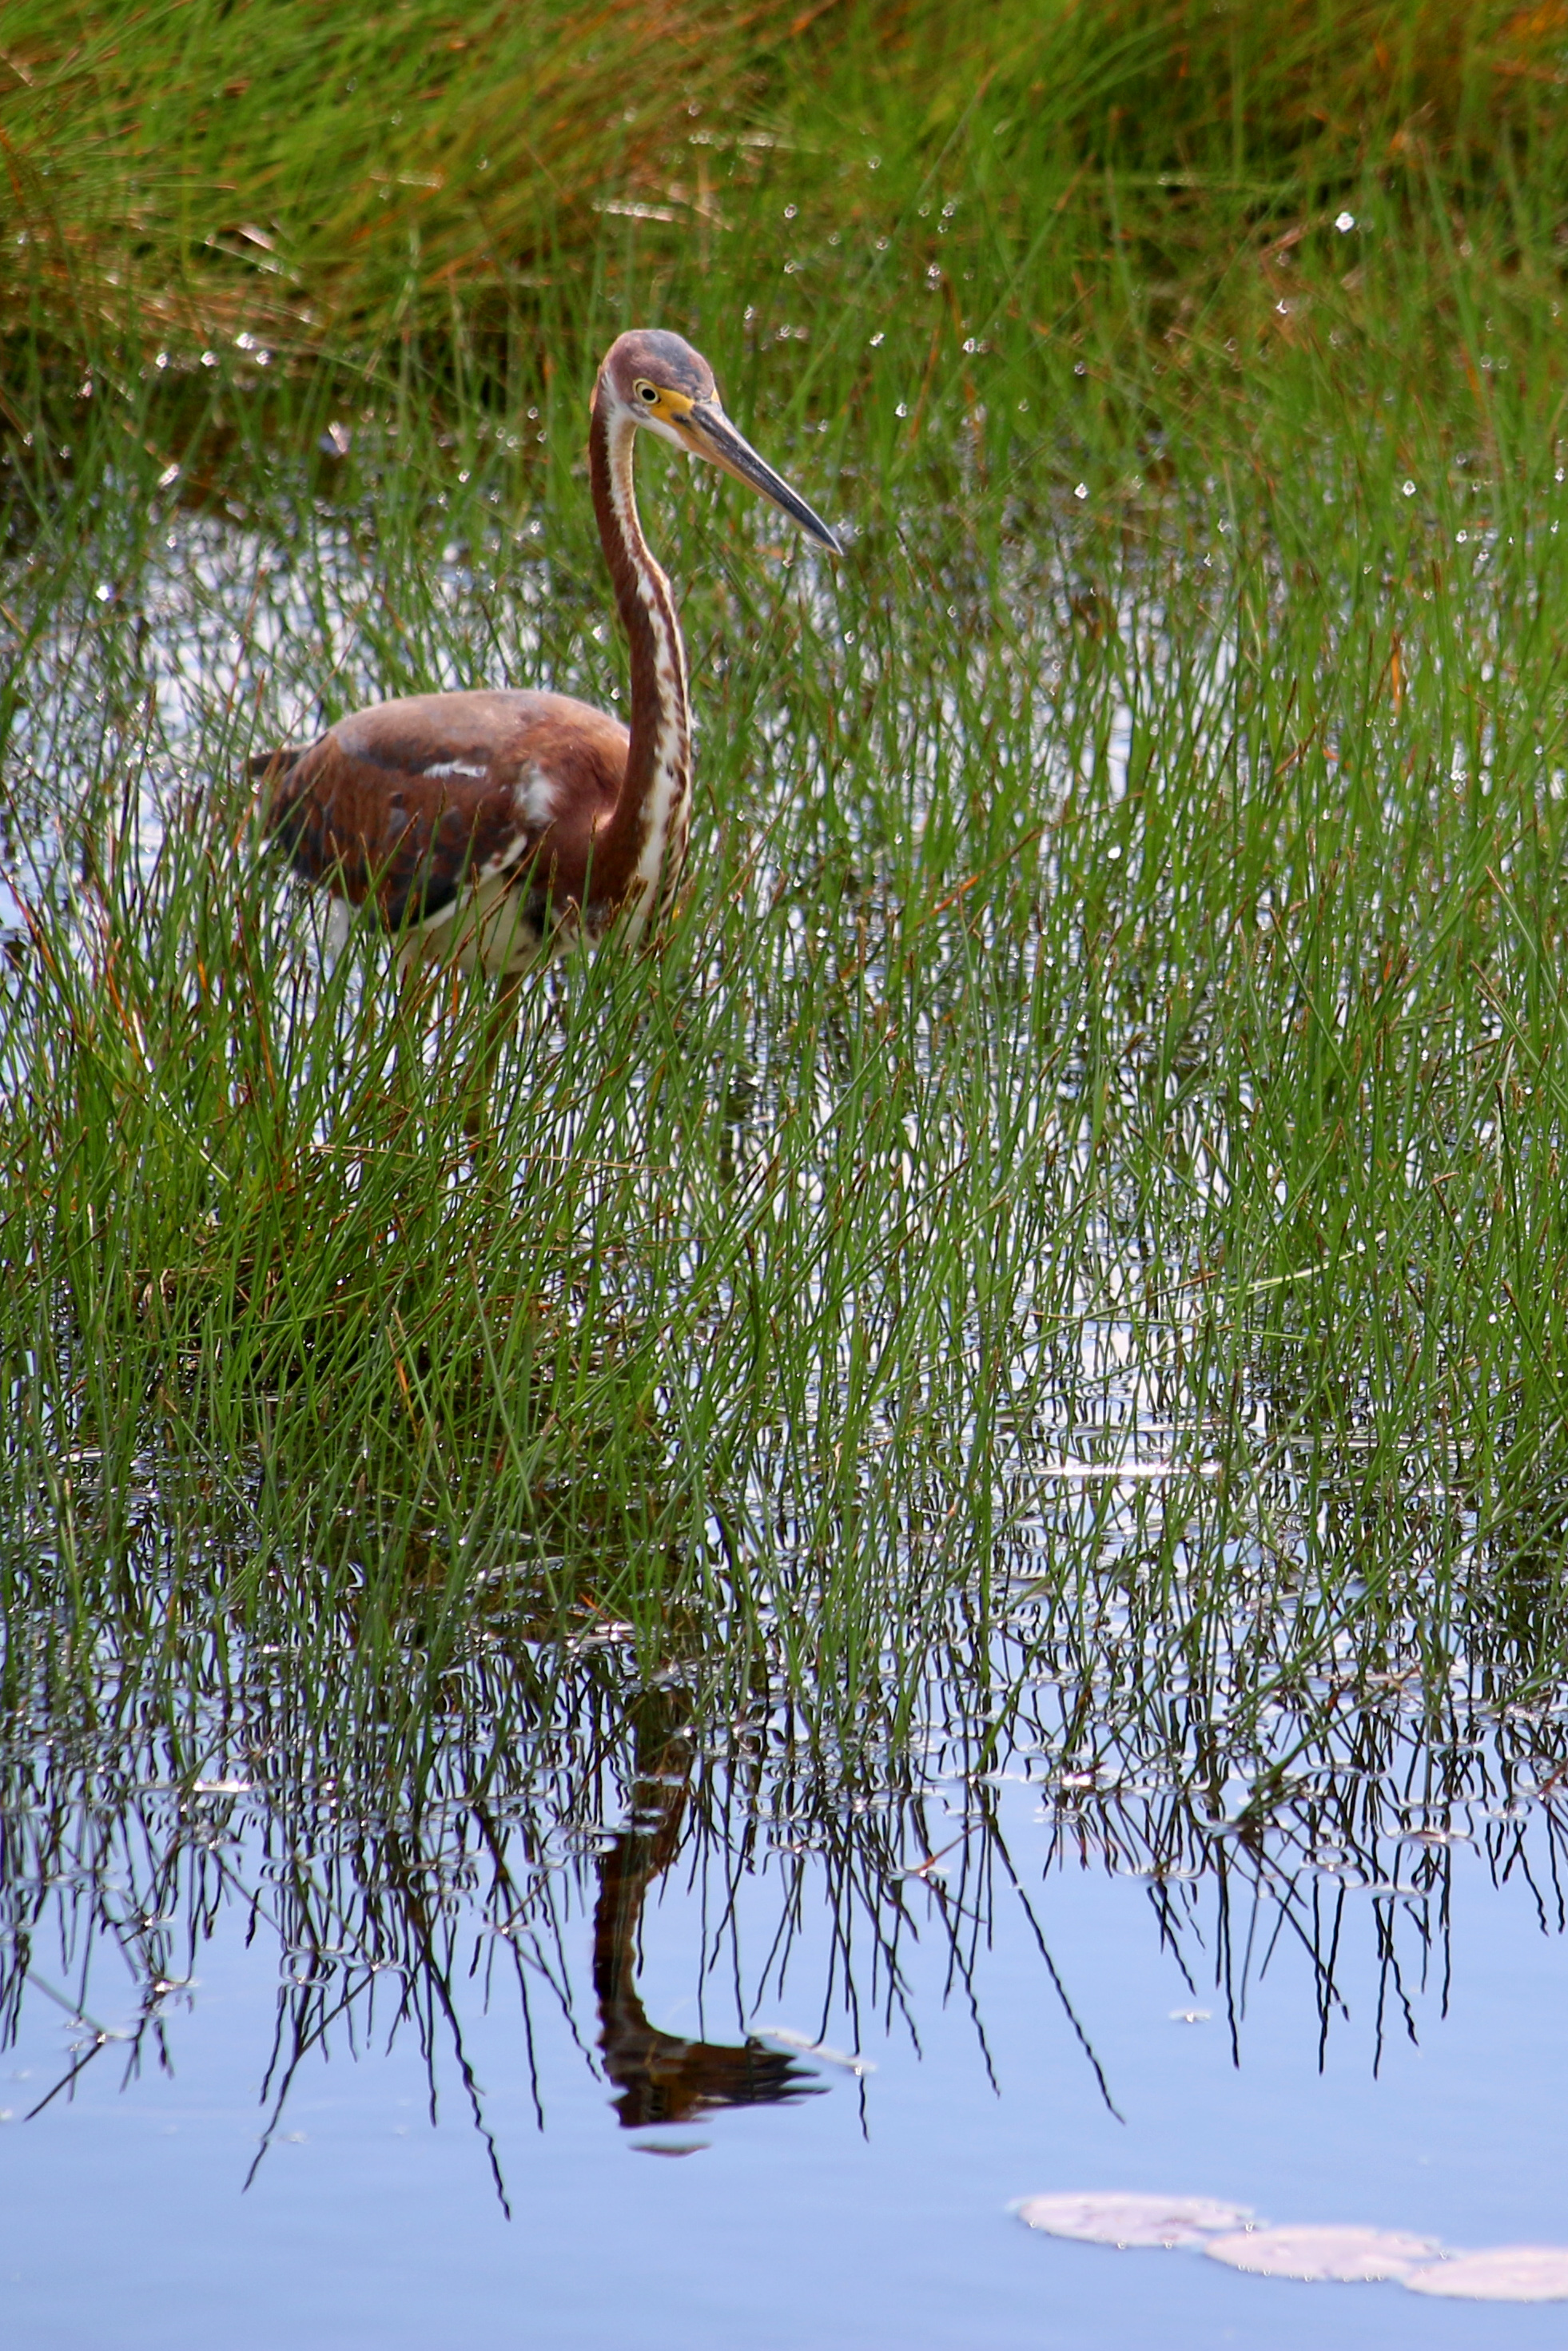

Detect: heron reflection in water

[593,1709,822,2132]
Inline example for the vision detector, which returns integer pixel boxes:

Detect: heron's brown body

[257,329,838,977]
[263,686,637,973]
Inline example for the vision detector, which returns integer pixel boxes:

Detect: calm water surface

[5,1694,1568,2350]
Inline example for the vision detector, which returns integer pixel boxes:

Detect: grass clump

[3,0,1566,402]
[6,312,1568,1732]
[3,0,1568,1963]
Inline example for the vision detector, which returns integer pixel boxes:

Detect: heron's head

[598,328,842,555]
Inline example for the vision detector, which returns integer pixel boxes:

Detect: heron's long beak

[680,401,842,555]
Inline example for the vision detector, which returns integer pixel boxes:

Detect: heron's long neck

[589,394,691,936]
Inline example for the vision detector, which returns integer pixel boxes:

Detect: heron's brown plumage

[261,690,631,962]
[256,327,839,978]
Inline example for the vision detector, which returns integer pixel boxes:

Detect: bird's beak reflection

[680,401,842,555]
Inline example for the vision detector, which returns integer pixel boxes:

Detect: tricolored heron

[257,330,840,1008]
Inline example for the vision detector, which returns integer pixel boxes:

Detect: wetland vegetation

[5,2,1568,2338]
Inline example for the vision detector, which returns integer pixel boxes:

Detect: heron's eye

[635,381,660,405]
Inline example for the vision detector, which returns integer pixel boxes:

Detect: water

[5,1676,1568,2348]
[6,495,1567,2344]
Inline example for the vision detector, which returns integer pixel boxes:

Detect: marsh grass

[4,4,1568,1974]
[5,0,1566,387]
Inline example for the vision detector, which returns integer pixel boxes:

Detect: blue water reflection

[4,1757,1568,2349]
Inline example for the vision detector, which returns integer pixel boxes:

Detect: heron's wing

[258,690,627,930]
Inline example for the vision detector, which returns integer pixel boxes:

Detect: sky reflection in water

[5,1660,1568,2349]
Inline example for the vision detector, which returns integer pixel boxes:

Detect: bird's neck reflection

[591,1726,818,2128]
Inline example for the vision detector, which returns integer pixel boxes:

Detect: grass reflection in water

[4,1561,1566,2195]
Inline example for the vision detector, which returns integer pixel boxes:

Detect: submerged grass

[4,0,1568,1862]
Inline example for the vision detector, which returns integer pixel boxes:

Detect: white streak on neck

[607,411,690,940]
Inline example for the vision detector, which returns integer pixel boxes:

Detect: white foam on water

[1015,2191,1252,2249]
[1203,2224,1440,2282]
[1403,2247,1568,2301]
